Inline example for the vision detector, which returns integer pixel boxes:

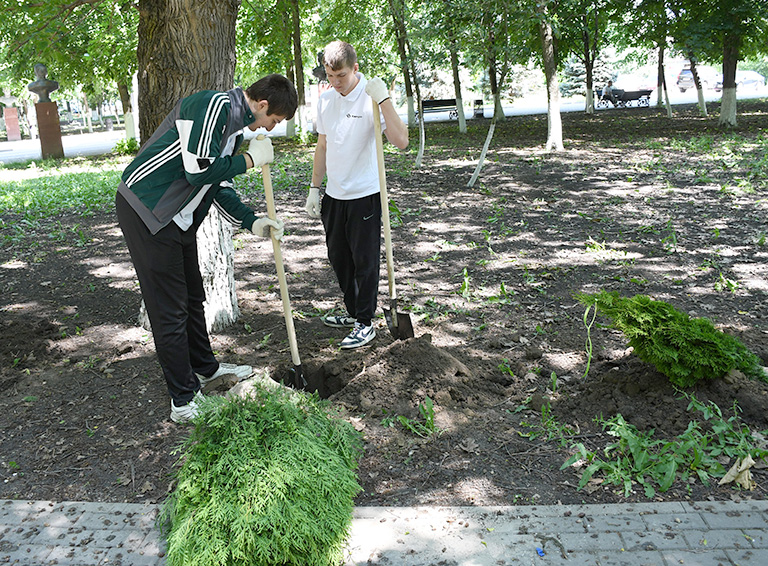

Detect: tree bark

[136,0,242,333]
[136,0,239,136]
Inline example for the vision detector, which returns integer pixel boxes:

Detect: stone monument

[28,63,63,159]
[0,89,21,142]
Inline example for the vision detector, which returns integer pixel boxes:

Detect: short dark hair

[246,74,298,119]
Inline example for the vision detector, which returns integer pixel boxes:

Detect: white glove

[365,77,389,104]
[246,137,274,168]
[305,187,321,218]
[251,217,284,240]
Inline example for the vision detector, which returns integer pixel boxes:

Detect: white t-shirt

[316,73,385,200]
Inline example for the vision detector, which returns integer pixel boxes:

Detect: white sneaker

[196,362,253,387]
[340,322,376,349]
[322,313,357,328]
[170,391,204,423]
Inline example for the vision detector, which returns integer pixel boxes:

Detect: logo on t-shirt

[346,113,363,119]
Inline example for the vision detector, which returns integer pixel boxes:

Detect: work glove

[305,187,321,218]
[251,216,284,240]
[365,77,389,104]
[246,136,274,168]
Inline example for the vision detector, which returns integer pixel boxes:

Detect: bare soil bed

[2,99,768,508]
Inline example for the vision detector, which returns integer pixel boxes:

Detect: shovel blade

[383,307,399,339]
[396,311,415,339]
[383,307,415,340]
[289,365,307,390]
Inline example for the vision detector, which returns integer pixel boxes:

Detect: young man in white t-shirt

[306,40,409,349]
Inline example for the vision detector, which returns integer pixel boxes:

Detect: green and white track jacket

[117,87,259,235]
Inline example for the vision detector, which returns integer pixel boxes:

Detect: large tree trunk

[719,35,740,128]
[136,0,242,333]
[538,6,563,151]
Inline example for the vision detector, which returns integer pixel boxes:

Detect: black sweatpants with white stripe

[321,193,382,327]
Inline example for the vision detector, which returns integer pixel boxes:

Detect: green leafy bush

[112,137,139,155]
[160,386,363,566]
[577,291,766,387]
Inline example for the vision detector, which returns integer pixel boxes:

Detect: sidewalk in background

[0,130,126,164]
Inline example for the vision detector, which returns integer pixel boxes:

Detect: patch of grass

[0,159,126,218]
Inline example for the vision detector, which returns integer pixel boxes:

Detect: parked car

[714,70,766,92]
[676,66,720,93]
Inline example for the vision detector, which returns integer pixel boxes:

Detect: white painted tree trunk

[139,207,239,333]
[719,87,738,127]
[696,87,708,117]
[585,89,595,114]
[468,115,497,188]
[406,95,415,127]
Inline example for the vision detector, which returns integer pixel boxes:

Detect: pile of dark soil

[2,99,768,507]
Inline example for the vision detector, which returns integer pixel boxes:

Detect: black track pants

[116,192,218,405]
[321,193,381,326]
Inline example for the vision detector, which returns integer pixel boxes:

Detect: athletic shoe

[170,391,204,423]
[340,322,376,349]
[197,362,253,387]
[322,313,357,328]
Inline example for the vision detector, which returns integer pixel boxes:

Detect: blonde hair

[323,41,357,71]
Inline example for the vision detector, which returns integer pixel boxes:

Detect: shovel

[259,136,307,389]
[372,100,415,340]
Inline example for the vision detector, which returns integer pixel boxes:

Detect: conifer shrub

[577,291,767,388]
[160,385,363,566]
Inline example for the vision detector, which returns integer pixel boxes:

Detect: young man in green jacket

[116,74,298,422]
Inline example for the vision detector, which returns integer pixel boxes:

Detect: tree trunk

[117,82,132,114]
[388,0,416,126]
[448,35,467,133]
[656,44,665,107]
[82,95,94,133]
[136,0,239,136]
[582,13,596,115]
[290,0,307,136]
[136,0,242,333]
[688,59,707,117]
[719,35,740,128]
[538,6,563,151]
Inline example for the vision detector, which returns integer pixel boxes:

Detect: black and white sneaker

[340,322,376,349]
[322,313,357,328]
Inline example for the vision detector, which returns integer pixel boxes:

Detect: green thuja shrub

[160,386,363,566]
[577,291,766,387]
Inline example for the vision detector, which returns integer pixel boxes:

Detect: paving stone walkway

[2,499,768,565]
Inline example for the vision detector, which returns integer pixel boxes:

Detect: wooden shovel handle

[258,135,301,366]
[372,100,398,307]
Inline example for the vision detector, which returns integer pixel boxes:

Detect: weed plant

[577,291,766,387]
[562,394,768,498]
[160,387,362,566]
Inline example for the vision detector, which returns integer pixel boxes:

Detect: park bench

[595,88,653,109]
[415,98,485,121]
